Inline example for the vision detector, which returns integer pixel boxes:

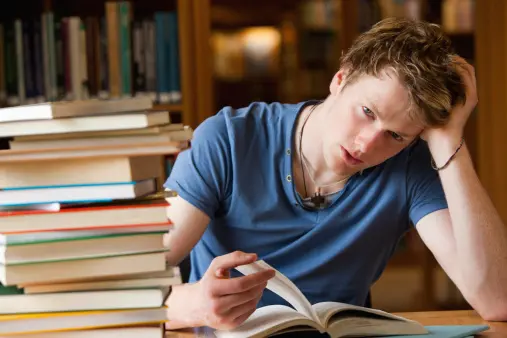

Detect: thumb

[209,251,258,278]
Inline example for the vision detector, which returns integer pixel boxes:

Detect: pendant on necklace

[310,187,326,209]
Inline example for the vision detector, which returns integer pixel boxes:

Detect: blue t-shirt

[164,101,447,308]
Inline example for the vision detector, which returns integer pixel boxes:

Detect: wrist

[430,137,465,171]
[427,133,464,166]
[165,283,203,329]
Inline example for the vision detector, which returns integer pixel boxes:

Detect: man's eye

[389,131,403,142]
[362,106,374,117]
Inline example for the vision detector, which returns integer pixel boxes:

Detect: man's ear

[330,69,347,95]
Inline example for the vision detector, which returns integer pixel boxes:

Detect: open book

[214,260,429,338]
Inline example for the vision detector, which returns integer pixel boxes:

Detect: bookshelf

[0,0,213,129]
[209,0,343,107]
[208,0,477,169]
[208,0,475,109]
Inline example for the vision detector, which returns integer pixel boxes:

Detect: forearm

[163,196,211,329]
[164,195,210,266]
[165,283,203,330]
[430,139,507,318]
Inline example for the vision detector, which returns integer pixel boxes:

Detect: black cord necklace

[298,104,351,209]
[298,104,327,208]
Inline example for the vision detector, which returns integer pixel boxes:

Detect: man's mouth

[340,146,363,166]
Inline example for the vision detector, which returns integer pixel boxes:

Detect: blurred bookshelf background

[4,0,507,317]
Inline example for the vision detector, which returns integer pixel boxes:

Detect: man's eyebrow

[368,100,413,138]
[369,101,383,118]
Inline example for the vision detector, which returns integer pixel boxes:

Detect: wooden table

[165,310,507,337]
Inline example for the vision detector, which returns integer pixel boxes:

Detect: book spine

[48,12,60,101]
[54,17,66,100]
[24,20,36,103]
[167,11,181,103]
[41,12,51,101]
[33,18,45,103]
[118,1,132,97]
[85,17,98,98]
[61,17,72,100]
[93,17,101,99]
[99,16,109,99]
[23,20,36,104]
[143,19,157,102]
[68,17,82,100]
[79,19,89,99]
[133,20,146,97]
[15,19,26,105]
[5,21,19,106]
[155,12,170,104]
[105,1,121,98]
[0,23,5,105]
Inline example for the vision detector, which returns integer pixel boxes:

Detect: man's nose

[356,126,383,153]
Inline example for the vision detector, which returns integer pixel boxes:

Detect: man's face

[321,70,424,176]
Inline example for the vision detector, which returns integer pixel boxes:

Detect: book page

[214,305,320,338]
[313,301,423,327]
[235,260,322,325]
[326,316,427,338]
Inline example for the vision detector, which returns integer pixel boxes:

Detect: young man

[164,17,507,330]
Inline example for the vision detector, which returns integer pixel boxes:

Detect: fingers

[209,251,258,274]
[452,55,473,77]
[218,290,264,329]
[231,307,257,328]
[218,281,267,310]
[215,267,230,279]
[453,55,475,81]
[461,65,478,105]
[212,269,275,296]
[452,55,478,105]
[197,252,276,330]
[227,300,260,328]
[210,299,259,331]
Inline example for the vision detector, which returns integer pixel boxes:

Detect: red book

[0,199,170,233]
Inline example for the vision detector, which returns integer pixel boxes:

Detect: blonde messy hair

[339,17,466,127]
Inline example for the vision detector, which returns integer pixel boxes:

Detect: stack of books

[0,98,191,337]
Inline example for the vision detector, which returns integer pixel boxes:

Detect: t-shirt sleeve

[406,140,448,226]
[164,114,231,219]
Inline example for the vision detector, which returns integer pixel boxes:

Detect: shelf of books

[0,97,193,337]
[0,0,214,128]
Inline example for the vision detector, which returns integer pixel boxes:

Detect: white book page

[312,302,427,338]
[235,260,322,325]
[214,305,319,338]
[313,301,421,326]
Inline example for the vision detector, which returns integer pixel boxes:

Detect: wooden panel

[475,0,507,220]
[339,0,359,54]
[152,104,183,112]
[177,0,197,128]
[192,0,214,125]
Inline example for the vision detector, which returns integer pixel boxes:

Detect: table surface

[165,310,507,337]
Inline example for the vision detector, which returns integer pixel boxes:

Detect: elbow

[471,297,507,321]
[478,307,507,322]
[459,275,507,321]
